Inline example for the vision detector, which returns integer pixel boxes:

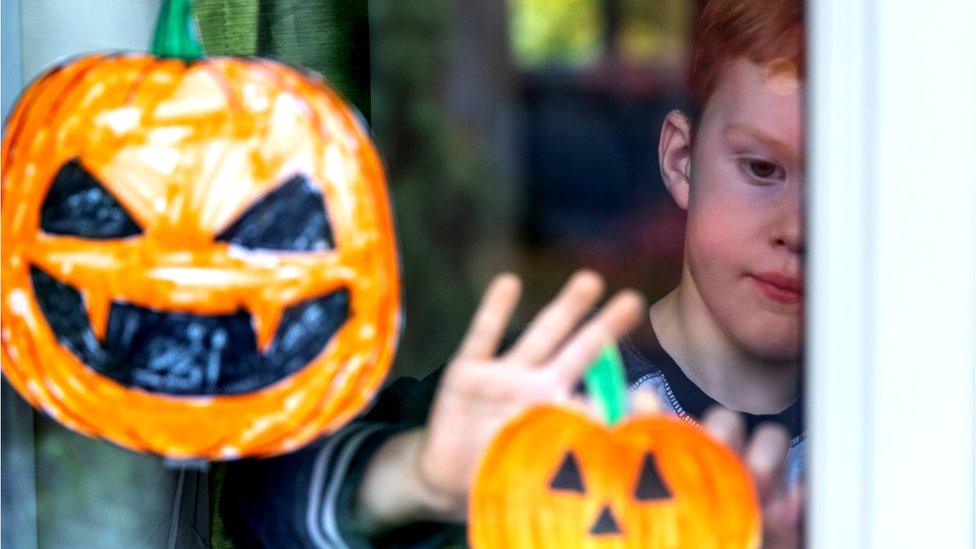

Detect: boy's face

[668,58,804,361]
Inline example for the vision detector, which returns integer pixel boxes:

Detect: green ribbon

[584,343,628,426]
[151,0,205,60]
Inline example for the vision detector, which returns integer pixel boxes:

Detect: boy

[220,0,805,546]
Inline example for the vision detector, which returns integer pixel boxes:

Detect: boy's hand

[633,393,803,547]
[701,406,804,549]
[414,271,645,519]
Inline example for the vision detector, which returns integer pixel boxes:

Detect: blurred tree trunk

[369,0,519,379]
[446,0,520,287]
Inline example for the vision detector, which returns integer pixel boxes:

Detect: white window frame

[2,3,162,548]
[809,0,976,546]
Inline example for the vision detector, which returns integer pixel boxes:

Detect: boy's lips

[750,272,804,304]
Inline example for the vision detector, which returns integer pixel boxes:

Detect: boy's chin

[728,311,803,362]
[749,342,802,362]
[738,330,802,363]
[751,345,801,363]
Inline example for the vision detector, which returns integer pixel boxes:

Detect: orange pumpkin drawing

[470,405,760,548]
[1,51,400,459]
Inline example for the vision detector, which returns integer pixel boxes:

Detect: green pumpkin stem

[151,0,204,60]
[584,343,628,426]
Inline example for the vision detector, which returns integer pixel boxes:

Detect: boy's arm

[217,371,449,548]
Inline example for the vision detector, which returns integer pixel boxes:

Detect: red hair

[687,0,805,115]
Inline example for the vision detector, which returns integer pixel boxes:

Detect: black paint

[216,174,335,252]
[633,452,673,501]
[589,505,622,536]
[30,265,349,396]
[40,159,143,239]
[549,451,585,493]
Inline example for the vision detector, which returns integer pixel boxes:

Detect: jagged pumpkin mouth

[30,264,349,396]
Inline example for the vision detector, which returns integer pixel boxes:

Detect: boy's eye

[741,159,785,183]
[739,157,786,186]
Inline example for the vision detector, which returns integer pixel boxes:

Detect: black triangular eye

[216,174,334,252]
[40,159,142,238]
[634,452,672,501]
[549,451,585,493]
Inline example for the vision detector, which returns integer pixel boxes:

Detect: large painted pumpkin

[0,1,399,459]
[470,405,760,548]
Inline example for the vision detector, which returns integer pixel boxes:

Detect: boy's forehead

[703,58,804,152]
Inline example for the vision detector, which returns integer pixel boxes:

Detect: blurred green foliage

[617,0,693,64]
[509,0,603,67]
[509,0,692,67]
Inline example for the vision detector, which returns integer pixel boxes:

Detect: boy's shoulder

[621,322,805,443]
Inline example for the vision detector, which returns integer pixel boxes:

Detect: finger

[702,406,746,453]
[745,422,790,503]
[763,482,804,548]
[546,289,646,384]
[790,482,804,514]
[454,273,522,361]
[566,394,602,421]
[769,482,804,527]
[630,388,662,415]
[505,270,604,364]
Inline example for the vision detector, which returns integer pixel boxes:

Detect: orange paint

[470,406,760,548]
[1,54,401,459]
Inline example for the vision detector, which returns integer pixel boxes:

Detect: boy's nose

[773,209,806,255]
[589,504,622,535]
[774,187,805,254]
[775,223,805,255]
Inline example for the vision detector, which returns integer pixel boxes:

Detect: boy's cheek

[686,203,752,265]
[685,208,803,361]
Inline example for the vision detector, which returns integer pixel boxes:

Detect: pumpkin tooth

[251,302,285,352]
[82,289,112,342]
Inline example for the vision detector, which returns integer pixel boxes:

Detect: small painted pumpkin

[1,0,399,459]
[470,405,760,548]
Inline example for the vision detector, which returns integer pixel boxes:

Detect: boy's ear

[658,110,693,210]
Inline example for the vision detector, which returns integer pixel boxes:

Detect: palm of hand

[414,272,645,516]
